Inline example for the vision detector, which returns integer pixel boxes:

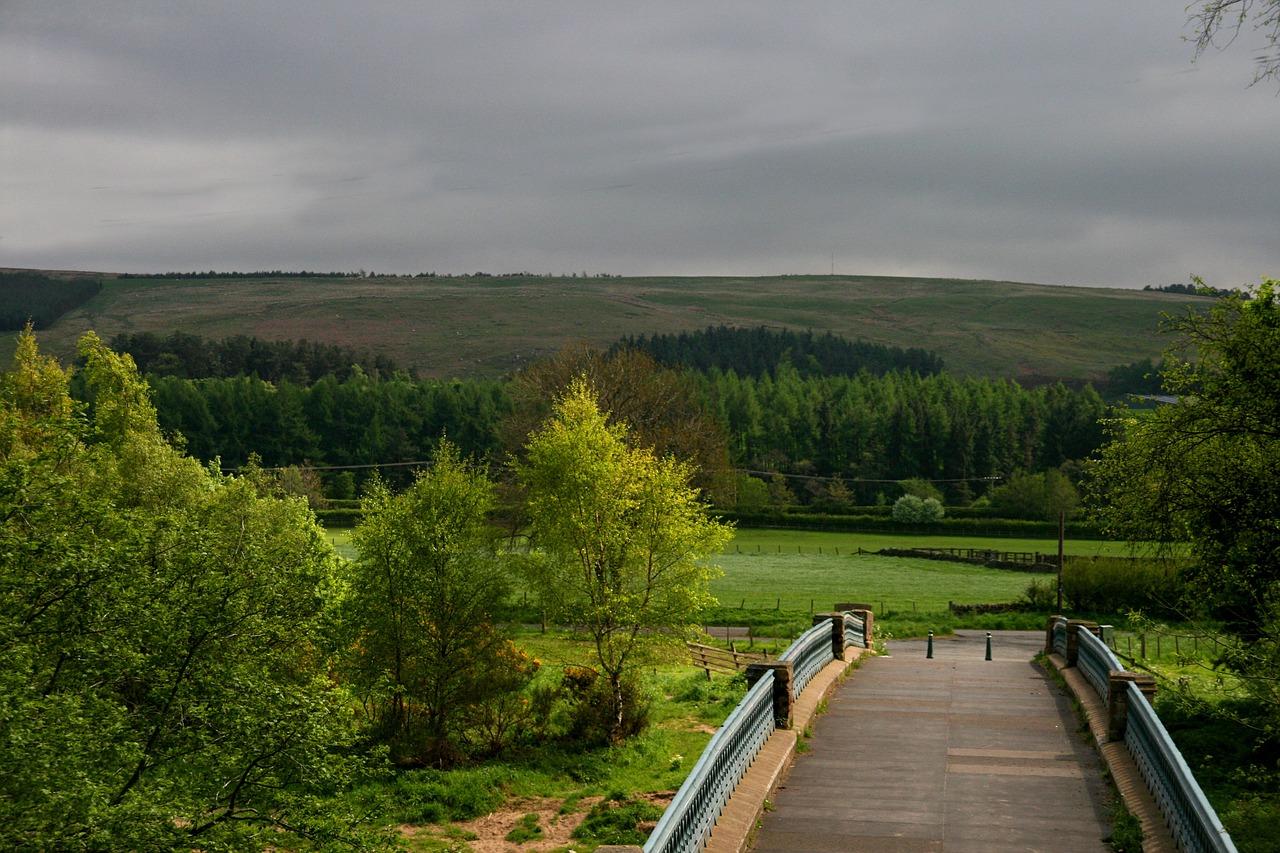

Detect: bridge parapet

[1046,615,1237,853]
[643,609,865,853]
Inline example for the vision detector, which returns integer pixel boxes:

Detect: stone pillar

[1045,615,1064,655]
[746,660,794,730]
[1064,619,1100,667]
[1106,670,1158,741]
[851,608,874,649]
[815,613,845,659]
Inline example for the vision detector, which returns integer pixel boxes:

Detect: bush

[561,667,651,746]
[1061,557,1184,616]
[892,495,945,523]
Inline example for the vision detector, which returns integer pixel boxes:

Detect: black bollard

[927,630,934,659]
[985,632,993,661]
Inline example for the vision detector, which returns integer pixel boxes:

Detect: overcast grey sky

[2,1,1276,288]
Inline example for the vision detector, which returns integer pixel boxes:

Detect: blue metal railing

[843,612,866,649]
[1124,682,1236,853]
[1053,617,1236,853]
[644,671,777,853]
[778,622,835,699]
[646,613,852,852]
[1077,626,1120,704]
[1051,615,1068,657]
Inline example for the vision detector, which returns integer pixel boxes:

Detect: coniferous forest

[97,329,1108,506]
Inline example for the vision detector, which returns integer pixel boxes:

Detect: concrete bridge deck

[750,630,1116,853]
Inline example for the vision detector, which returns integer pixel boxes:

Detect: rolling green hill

[2,272,1209,383]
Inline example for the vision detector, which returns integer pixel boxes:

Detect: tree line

[616,324,944,378]
[0,271,103,330]
[108,330,411,384]
[111,348,1107,508]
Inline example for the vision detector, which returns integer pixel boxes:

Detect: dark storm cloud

[1,1,1276,287]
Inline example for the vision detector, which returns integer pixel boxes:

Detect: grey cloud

[1,1,1276,288]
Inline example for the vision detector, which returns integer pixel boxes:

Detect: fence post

[1106,670,1158,741]
[746,661,794,730]
[816,613,844,659]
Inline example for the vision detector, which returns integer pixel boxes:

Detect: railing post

[1106,670,1158,741]
[746,661,794,730]
[1065,619,1100,667]
[816,613,844,659]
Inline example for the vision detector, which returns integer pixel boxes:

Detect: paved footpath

[751,630,1115,853]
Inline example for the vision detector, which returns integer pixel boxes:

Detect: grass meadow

[20,273,1205,383]
[325,526,1083,615]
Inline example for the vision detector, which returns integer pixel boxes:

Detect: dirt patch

[401,792,676,852]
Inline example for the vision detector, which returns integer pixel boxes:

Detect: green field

[326,526,1093,617]
[15,273,1208,384]
[711,552,1033,614]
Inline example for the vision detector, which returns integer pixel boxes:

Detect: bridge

[605,615,1236,853]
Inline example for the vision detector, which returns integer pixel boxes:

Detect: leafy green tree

[504,344,733,503]
[519,381,731,743]
[899,477,945,502]
[891,494,945,523]
[0,330,381,852]
[1091,281,1280,721]
[989,469,1081,521]
[343,441,526,767]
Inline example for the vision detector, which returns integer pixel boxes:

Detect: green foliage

[616,324,944,378]
[891,494,945,523]
[0,272,102,330]
[504,812,543,843]
[109,330,408,383]
[989,468,1081,521]
[0,329,382,851]
[1155,694,1280,853]
[899,477,944,502]
[1106,804,1144,852]
[1061,557,1184,617]
[1093,282,1280,630]
[571,795,665,847]
[519,380,732,742]
[561,668,651,746]
[342,443,535,767]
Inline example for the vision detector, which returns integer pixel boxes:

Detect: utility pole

[1057,510,1065,613]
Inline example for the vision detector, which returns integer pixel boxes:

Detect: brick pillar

[1065,619,1100,667]
[746,660,794,730]
[851,608,874,649]
[1106,670,1158,741]
[1045,615,1064,655]
[815,613,845,659]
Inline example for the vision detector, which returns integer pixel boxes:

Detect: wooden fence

[686,641,770,679]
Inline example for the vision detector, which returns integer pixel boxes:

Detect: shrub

[892,495,945,523]
[561,667,650,746]
[1061,557,1183,616]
